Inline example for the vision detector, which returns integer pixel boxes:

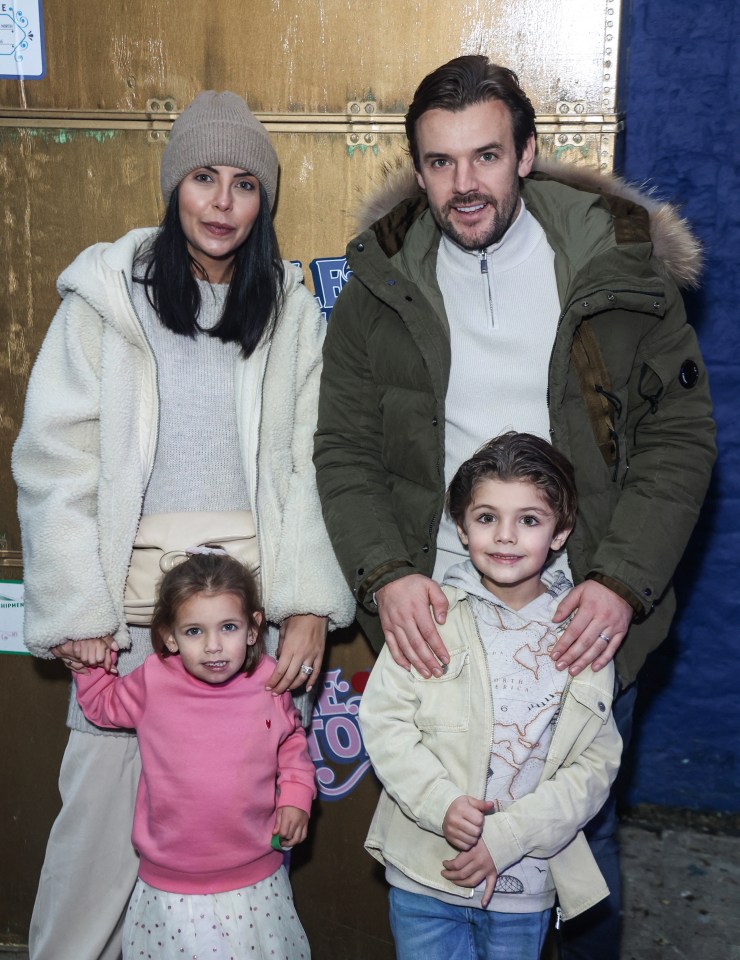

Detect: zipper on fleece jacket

[478,251,495,328]
[238,337,272,604]
[116,272,160,488]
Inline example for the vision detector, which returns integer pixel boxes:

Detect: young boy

[359,432,622,960]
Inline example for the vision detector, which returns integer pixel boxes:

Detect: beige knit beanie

[160,91,279,210]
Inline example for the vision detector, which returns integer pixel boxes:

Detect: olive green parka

[314,163,715,685]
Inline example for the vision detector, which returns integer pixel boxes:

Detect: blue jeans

[389,887,550,960]
[558,681,638,960]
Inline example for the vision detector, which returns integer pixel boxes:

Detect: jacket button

[422,544,430,553]
[607,293,615,301]
[582,300,590,308]
[386,278,396,286]
[598,701,606,712]
[643,587,652,597]
[356,242,364,251]
[432,417,438,426]
[653,301,661,309]
[357,568,365,576]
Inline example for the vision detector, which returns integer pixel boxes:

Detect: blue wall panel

[622,0,740,811]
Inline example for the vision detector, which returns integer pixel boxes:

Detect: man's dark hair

[447,432,578,536]
[405,55,537,169]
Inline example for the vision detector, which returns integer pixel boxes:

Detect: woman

[13,91,354,960]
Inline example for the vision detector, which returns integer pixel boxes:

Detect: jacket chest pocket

[412,650,471,733]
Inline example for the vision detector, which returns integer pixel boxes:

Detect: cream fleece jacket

[13,228,355,667]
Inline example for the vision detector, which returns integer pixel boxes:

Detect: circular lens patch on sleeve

[678,358,700,389]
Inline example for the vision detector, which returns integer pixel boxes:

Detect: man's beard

[432,181,521,251]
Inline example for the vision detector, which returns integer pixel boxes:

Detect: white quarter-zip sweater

[434,202,563,579]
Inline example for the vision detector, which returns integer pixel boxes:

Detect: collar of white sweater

[438,199,545,274]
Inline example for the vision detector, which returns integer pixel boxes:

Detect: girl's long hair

[135,182,284,357]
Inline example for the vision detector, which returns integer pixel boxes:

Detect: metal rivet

[386,279,396,286]
[432,417,438,426]
[598,701,606,712]
[582,301,590,308]
[422,544,430,553]
[356,243,364,251]
[607,293,615,301]
[653,301,661,309]
[349,133,359,144]
[644,587,653,597]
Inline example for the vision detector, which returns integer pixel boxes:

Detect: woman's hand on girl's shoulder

[265,614,327,695]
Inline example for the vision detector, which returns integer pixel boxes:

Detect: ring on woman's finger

[299,663,314,676]
[598,632,610,643]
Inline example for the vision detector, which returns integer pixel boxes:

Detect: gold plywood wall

[0,0,629,951]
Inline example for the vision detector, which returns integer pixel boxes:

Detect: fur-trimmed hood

[354,156,702,289]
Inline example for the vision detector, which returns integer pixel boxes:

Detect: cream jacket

[359,584,622,921]
[13,228,355,662]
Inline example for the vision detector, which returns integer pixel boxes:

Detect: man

[314,55,714,957]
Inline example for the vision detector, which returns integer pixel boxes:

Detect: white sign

[0,581,27,654]
[0,1,45,79]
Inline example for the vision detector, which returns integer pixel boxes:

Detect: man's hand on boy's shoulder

[442,838,498,908]
[443,795,494,850]
[551,580,633,675]
[375,574,450,679]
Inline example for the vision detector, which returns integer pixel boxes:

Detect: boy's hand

[441,838,498,908]
[442,796,494,850]
[273,806,309,848]
[52,636,118,675]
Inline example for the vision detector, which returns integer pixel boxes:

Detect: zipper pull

[555,906,563,930]
[479,251,488,274]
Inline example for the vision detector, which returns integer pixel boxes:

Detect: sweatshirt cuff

[276,781,316,815]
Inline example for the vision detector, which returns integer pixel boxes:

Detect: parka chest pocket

[412,650,471,733]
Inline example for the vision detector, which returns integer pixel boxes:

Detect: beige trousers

[29,730,141,960]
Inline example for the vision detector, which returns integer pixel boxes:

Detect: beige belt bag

[123,510,260,625]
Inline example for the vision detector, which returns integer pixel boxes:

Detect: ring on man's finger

[597,632,610,643]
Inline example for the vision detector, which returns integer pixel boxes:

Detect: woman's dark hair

[447,432,578,536]
[135,182,284,358]
[151,552,266,676]
[405,55,537,169]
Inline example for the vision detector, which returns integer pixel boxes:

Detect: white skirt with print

[123,865,310,959]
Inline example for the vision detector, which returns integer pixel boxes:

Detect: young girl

[75,551,316,960]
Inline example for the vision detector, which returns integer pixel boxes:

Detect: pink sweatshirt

[75,654,316,894]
